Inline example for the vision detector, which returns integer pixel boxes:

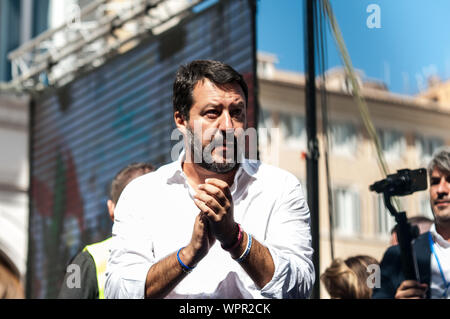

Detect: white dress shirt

[429,224,450,299]
[105,151,314,299]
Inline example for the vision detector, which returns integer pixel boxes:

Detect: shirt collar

[430,223,450,248]
[166,148,258,190]
[166,149,187,185]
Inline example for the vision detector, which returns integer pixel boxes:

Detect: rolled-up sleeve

[104,182,155,299]
[260,176,315,299]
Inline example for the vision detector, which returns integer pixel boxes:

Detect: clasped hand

[183,178,237,266]
[194,178,236,246]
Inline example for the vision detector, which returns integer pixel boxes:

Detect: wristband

[221,223,243,251]
[234,233,252,263]
[177,247,195,273]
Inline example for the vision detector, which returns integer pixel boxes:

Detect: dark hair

[109,162,154,204]
[172,60,248,120]
[390,215,433,235]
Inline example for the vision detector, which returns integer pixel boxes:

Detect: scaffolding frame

[8,0,205,90]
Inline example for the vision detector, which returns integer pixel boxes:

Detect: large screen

[28,0,256,298]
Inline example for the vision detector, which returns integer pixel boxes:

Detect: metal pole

[249,0,260,161]
[304,0,320,299]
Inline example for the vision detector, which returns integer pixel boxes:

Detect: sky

[257,0,450,95]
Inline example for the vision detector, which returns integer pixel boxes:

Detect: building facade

[0,0,50,297]
[257,52,450,297]
[0,92,29,296]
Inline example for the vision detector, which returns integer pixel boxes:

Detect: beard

[186,125,239,174]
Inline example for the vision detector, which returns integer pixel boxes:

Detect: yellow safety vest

[83,237,112,299]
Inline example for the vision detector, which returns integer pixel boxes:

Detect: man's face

[182,78,246,173]
[429,168,450,223]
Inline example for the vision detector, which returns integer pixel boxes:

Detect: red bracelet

[221,223,243,251]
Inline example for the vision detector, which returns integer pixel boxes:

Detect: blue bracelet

[234,233,252,263]
[177,247,195,273]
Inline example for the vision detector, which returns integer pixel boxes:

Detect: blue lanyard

[428,232,450,298]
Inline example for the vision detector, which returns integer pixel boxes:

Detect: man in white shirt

[373,147,450,299]
[104,60,314,299]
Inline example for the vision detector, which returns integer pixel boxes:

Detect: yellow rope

[321,0,400,210]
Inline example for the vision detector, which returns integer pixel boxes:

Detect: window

[329,122,357,156]
[332,187,361,236]
[415,135,444,165]
[257,107,273,147]
[375,195,397,236]
[279,112,306,149]
[377,128,406,160]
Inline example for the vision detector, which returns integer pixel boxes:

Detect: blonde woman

[321,255,379,299]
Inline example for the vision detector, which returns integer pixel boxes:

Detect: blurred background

[0,0,448,298]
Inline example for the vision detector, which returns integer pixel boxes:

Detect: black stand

[383,192,420,281]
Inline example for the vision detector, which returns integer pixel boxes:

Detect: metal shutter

[28,0,256,298]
